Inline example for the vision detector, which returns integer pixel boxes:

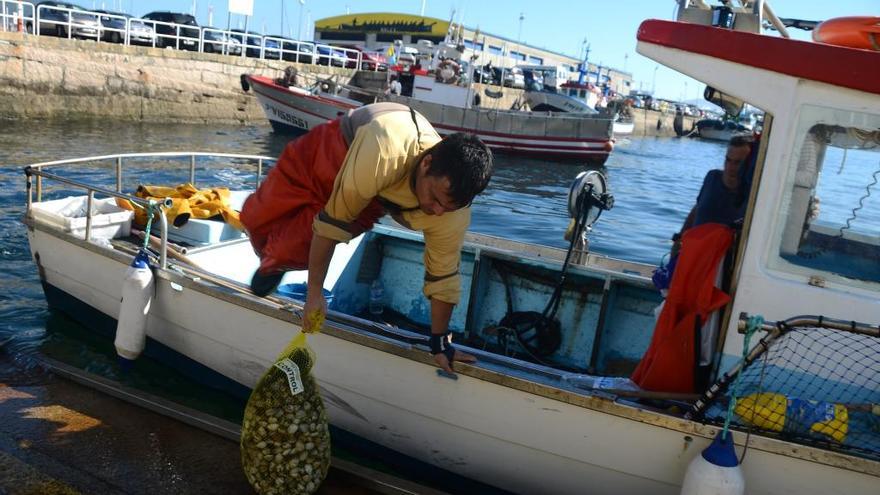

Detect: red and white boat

[243,69,615,165]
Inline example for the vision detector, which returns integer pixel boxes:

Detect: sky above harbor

[96,1,876,101]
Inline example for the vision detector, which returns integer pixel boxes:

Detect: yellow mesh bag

[240,314,331,495]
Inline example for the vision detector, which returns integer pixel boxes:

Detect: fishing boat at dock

[21,3,880,495]
[243,71,615,165]
[242,38,616,165]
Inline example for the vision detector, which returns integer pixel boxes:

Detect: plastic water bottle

[369,279,384,315]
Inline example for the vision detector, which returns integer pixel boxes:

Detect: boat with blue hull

[21,3,880,494]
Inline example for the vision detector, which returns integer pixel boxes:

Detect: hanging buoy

[680,431,745,495]
[114,250,153,362]
[812,16,880,52]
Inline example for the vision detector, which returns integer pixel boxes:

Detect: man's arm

[672,207,696,258]
[680,207,696,235]
[303,233,338,332]
[431,298,455,335]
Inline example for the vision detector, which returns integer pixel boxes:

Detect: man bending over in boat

[240,102,494,374]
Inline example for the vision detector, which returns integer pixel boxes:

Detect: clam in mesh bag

[241,331,331,495]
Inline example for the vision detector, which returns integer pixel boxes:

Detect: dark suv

[141,11,200,50]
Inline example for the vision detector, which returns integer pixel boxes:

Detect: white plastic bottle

[369,279,384,315]
[114,250,154,361]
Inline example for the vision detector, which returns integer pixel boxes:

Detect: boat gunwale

[23,218,880,478]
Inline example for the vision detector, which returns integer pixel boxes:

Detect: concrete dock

[0,358,444,495]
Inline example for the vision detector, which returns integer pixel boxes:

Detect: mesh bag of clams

[241,331,331,495]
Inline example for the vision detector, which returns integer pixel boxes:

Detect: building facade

[314,12,632,95]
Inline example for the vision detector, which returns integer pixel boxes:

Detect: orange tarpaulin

[631,223,734,393]
[117,183,243,231]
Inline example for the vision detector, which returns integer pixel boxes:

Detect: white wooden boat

[23,6,880,495]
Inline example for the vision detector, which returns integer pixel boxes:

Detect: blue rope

[722,314,764,440]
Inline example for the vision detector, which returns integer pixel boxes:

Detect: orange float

[812,16,880,51]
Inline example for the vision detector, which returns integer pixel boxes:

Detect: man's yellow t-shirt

[312,107,469,305]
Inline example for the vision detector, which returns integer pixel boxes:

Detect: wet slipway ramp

[0,343,447,495]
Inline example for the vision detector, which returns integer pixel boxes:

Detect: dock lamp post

[517,12,524,43]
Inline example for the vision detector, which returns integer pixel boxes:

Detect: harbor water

[0,119,727,492]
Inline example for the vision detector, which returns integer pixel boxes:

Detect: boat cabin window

[772,105,880,290]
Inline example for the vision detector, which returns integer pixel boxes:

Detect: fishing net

[241,330,331,495]
[696,323,880,461]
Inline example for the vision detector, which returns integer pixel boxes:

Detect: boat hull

[26,226,880,495]
[247,75,614,165]
[613,120,635,136]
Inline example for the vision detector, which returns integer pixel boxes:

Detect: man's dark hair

[427,133,493,207]
[729,133,755,150]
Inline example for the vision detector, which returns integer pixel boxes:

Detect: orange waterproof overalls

[240,119,384,274]
[631,223,734,393]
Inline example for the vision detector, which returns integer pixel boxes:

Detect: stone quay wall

[0,32,698,138]
[0,31,348,124]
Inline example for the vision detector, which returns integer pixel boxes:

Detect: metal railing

[138,18,200,51]
[1,2,381,70]
[24,152,275,269]
[0,0,34,33]
[34,4,101,39]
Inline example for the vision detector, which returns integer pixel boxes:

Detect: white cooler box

[158,190,250,247]
[160,219,246,246]
[30,196,133,239]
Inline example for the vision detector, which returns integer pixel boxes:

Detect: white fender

[680,432,745,495]
[114,250,153,361]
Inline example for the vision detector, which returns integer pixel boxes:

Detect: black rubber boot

[250,269,284,297]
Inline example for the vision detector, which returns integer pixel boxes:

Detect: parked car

[141,11,200,50]
[626,95,644,108]
[359,51,387,71]
[229,29,278,58]
[93,9,155,46]
[315,45,346,67]
[491,67,525,89]
[28,1,100,39]
[202,29,242,55]
[471,64,495,84]
[268,36,314,64]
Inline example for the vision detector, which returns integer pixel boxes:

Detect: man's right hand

[302,290,327,333]
[434,349,477,375]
